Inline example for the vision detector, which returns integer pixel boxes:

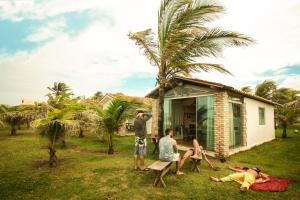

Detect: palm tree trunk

[48,146,58,167]
[157,83,165,139]
[11,126,16,136]
[282,124,287,138]
[107,133,114,154]
[79,128,84,138]
[26,120,30,128]
[60,139,66,148]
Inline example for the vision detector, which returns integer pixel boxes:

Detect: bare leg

[176,160,184,175]
[139,155,145,170]
[202,152,214,168]
[192,139,200,158]
[179,150,193,170]
[134,155,138,169]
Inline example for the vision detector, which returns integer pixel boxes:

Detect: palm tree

[255,80,277,100]
[1,111,25,135]
[100,98,134,154]
[0,105,28,135]
[276,102,300,138]
[34,104,83,167]
[241,86,252,93]
[273,88,299,104]
[47,82,73,98]
[47,82,75,147]
[129,0,254,138]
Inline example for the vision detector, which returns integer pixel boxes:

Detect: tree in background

[273,88,299,104]
[34,103,83,167]
[47,82,73,99]
[47,82,74,147]
[241,86,253,93]
[100,98,135,154]
[73,109,98,138]
[0,105,8,128]
[255,80,277,100]
[92,91,104,101]
[276,102,300,138]
[0,105,27,135]
[253,80,300,137]
[129,0,254,138]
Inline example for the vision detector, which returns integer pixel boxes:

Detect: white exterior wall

[244,98,275,148]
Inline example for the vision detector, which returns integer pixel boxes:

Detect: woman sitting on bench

[179,138,218,171]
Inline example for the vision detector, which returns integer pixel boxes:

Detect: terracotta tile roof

[145,76,280,106]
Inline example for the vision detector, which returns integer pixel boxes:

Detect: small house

[146,76,278,157]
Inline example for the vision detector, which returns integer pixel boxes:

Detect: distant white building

[21,99,36,105]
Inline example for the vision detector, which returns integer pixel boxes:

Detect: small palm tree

[0,105,26,135]
[276,102,300,138]
[34,105,82,167]
[129,0,254,138]
[100,98,134,154]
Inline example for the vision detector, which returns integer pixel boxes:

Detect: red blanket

[250,176,294,192]
[233,167,294,192]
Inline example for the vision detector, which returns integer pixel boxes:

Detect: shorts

[160,153,180,162]
[135,137,147,156]
[190,148,203,159]
[172,153,180,161]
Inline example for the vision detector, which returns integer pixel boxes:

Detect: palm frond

[167,62,231,78]
[102,98,135,134]
[167,28,254,66]
[128,29,160,66]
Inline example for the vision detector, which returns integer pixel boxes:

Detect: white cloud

[0,0,300,105]
[195,0,300,88]
[280,75,300,90]
[25,17,66,42]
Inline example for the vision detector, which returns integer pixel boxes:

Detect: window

[259,107,265,125]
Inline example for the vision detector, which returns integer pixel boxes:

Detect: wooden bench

[148,160,172,188]
[190,157,202,173]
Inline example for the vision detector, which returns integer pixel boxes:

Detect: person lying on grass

[210,166,270,192]
[178,138,220,171]
[159,128,184,175]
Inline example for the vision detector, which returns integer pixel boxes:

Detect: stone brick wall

[241,103,247,146]
[214,91,230,158]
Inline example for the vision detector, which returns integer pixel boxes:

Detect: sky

[0,0,299,105]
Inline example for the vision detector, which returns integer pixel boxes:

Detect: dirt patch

[31,158,68,169]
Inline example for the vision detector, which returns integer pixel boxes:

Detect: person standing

[134,109,152,170]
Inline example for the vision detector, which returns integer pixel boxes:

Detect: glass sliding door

[196,96,215,151]
[163,99,172,131]
[229,102,242,148]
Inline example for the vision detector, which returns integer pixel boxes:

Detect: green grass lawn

[0,128,299,200]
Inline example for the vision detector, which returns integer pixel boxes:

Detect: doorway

[163,95,215,150]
